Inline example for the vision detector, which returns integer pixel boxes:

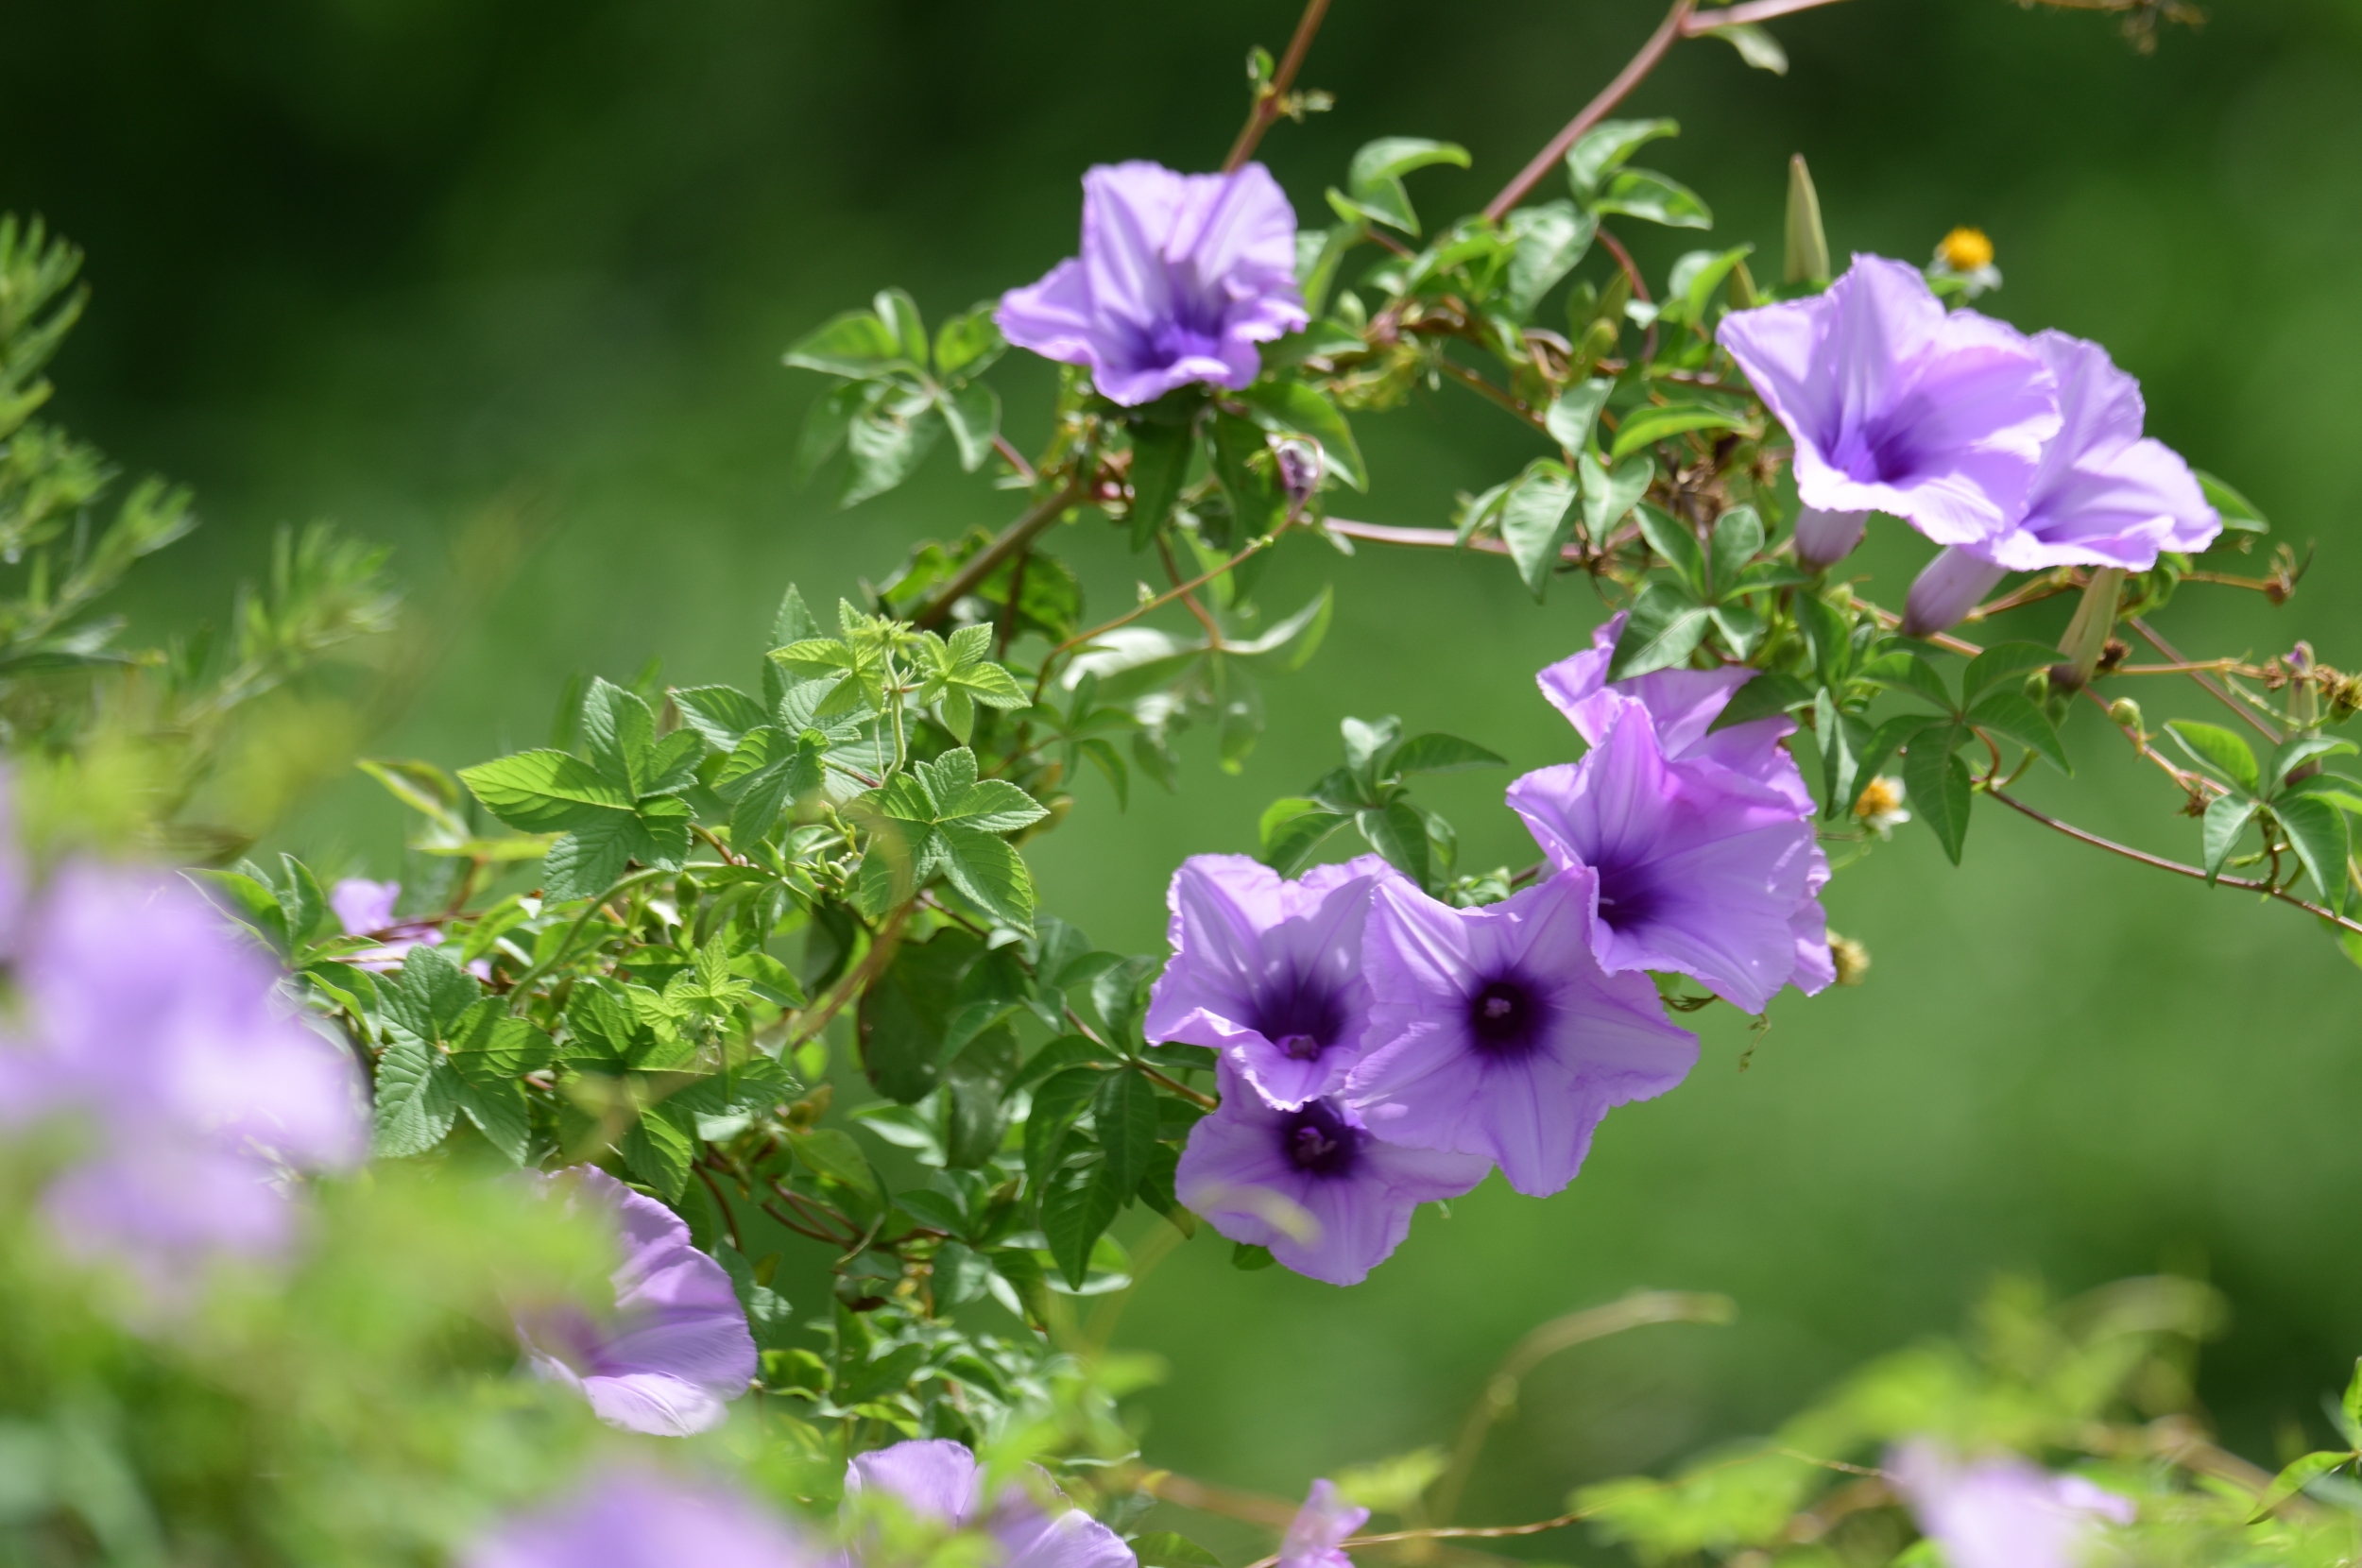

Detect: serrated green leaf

[622,1109,695,1201]
[670,685,768,751]
[459,750,633,833]
[455,1078,532,1166]
[371,1034,459,1158]
[446,999,555,1086]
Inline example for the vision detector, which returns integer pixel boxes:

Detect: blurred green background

[8,0,2362,1551]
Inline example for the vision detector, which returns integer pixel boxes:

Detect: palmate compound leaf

[852,748,1049,930]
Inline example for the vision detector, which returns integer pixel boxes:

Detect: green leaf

[1564,118,1679,198]
[399,943,483,1036]
[1503,200,1597,319]
[188,870,290,954]
[873,287,929,365]
[1024,1066,1107,1189]
[1340,136,1471,235]
[1864,650,1956,712]
[858,927,983,1103]
[933,305,1004,383]
[2195,469,2268,534]
[620,1109,695,1201]
[782,306,911,378]
[1498,466,1579,600]
[2338,1359,2362,1447]
[1579,451,1654,537]
[1637,506,1707,597]
[1261,798,1351,876]
[1127,418,1196,551]
[1041,1158,1128,1290]
[1706,505,1763,597]
[2165,720,2261,794]
[792,382,869,485]
[1386,733,1508,775]
[2201,793,2258,880]
[788,1127,880,1200]
[1904,724,1974,864]
[1700,21,1787,72]
[1545,379,1612,457]
[2268,735,2358,793]
[936,827,1040,931]
[841,401,944,507]
[371,1034,459,1158]
[1612,402,1745,459]
[939,380,1001,472]
[1594,169,1713,230]
[1708,672,1813,732]
[1093,1068,1159,1201]
[1358,798,1432,889]
[1606,581,1711,681]
[454,1078,532,1167]
[1238,379,1367,491]
[459,750,633,833]
[1232,1241,1277,1270]
[1961,641,2062,706]
[2274,793,2352,900]
[1670,244,1755,323]
[580,676,657,793]
[446,1000,555,1086]
[1210,408,1288,540]
[671,685,769,751]
[1965,690,2069,773]
[2249,1451,2353,1523]
[1133,1535,1224,1568]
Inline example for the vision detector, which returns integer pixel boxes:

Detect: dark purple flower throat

[1279,1100,1361,1178]
[1591,859,1665,935]
[1254,969,1347,1062]
[1466,971,1552,1057]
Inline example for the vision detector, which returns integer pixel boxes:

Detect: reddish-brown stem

[1595,227,1658,363]
[693,1162,746,1253]
[1433,355,1551,433]
[991,433,1037,485]
[1223,0,1334,172]
[1157,536,1225,643]
[913,478,1087,630]
[1484,0,1696,221]
[1986,789,2362,936]
[1323,517,1591,568]
[2128,617,2282,743]
[1033,533,1281,701]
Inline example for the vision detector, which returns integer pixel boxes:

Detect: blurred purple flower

[1719,254,2060,548]
[846,1439,1137,1568]
[332,877,453,973]
[1278,1480,1368,1568]
[1347,873,1697,1197]
[0,863,367,1284]
[1901,329,2219,633]
[1888,1441,2133,1568]
[1176,1060,1486,1287]
[1792,504,1870,571]
[1144,855,1401,1110]
[462,1467,814,1568]
[517,1167,756,1437]
[1513,647,1832,1010]
[998,161,1307,407]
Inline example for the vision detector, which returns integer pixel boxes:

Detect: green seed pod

[2108,697,2143,730]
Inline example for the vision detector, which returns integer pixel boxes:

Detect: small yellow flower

[1853,775,1910,839]
[1938,227,1994,272]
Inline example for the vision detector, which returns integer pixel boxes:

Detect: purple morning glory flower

[1900,329,2220,633]
[0,863,368,1286]
[517,1166,757,1437]
[1346,873,1697,1198]
[1176,1060,1486,1287]
[998,161,1308,407]
[1278,1480,1368,1568]
[1887,1442,2133,1568]
[1718,254,2061,548]
[1515,626,1833,1010]
[846,1439,1137,1568]
[1144,854,1402,1110]
[462,1467,815,1568]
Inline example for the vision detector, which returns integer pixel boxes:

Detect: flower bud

[2107,697,2143,730]
[1792,506,1869,571]
[1829,932,1871,986]
[1901,547,2007,637]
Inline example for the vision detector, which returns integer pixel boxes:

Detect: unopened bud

[1275,438,1322,505]
[2107,697,2143,730]
[1828,932,1871,987]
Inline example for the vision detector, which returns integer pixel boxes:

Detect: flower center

[1938,226,1994,272]
[1466,976,1548,1056]
[1253,970,1346,1065]
[1278,1099,1361,1178]
[1592,859,1665,934]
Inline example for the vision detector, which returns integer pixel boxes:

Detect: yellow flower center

[1855,775,1905,820]
[1939,227,1994,272]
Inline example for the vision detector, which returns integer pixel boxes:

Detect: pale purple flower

[1901,330,2219,633]
[846,1439,1137,1568]
[1517,626,1833,1008]
[1792,504,1869,571]
[1719,254,2060,547]
[1176,1060,1486,1287]
[0,864,367,1284]
[998,161,1307,407]
[1278,1480,1368,1568]
[1144,855,1401,1110]
[1347,873,1697,1197]
[462,1467,813,1568]
[1888,1442,2133,1568]
[333,876,453,972]
[517,1166,756,1437]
